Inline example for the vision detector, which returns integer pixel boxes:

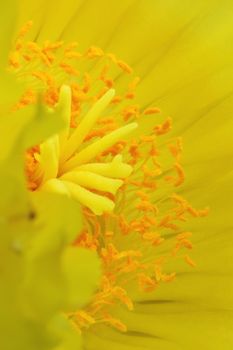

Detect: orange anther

[143,107,161,115]
[154,117,172,135]
[59,61,79,76]
[117,60,133,74]
[174,163,185,187]
[86,46,104,58]
[185,255,196,267]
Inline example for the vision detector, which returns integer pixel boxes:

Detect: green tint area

[0,69,101,350]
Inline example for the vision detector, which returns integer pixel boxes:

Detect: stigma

[28,86,137,215]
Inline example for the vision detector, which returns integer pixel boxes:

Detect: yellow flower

[2,0,233,349]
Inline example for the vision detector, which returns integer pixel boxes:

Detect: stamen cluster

[10,22,209,333]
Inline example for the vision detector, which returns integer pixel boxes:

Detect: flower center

[10,21,209,333]
[10,21,142,215]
